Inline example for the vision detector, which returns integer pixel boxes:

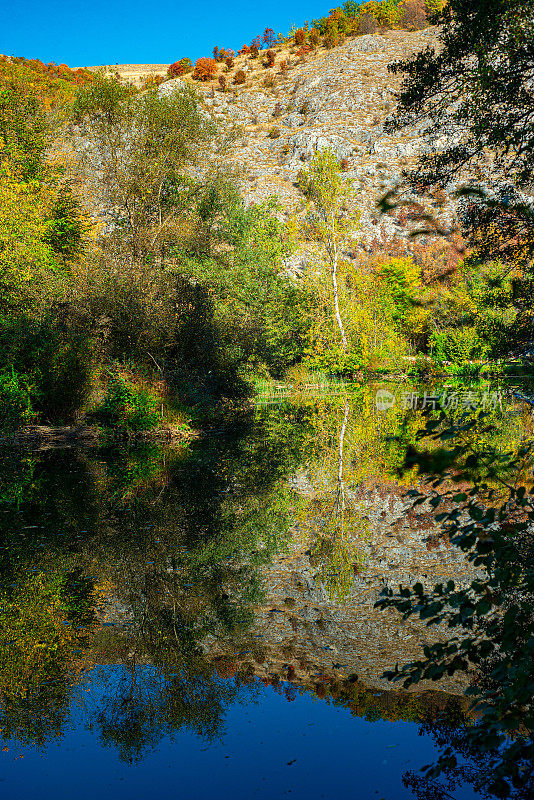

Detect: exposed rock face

[188,28,447,243]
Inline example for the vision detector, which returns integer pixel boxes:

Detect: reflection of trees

[0,405,313,757]
[403,715,533,800]
[298,398,369,600]
[1,386,530,767]
[81,660,257,764]
[0,567,96,748]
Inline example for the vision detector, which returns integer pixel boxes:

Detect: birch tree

[299,148,358,353]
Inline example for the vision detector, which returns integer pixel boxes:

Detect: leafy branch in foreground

[376,412,534,798]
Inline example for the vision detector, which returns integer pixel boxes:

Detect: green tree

[388,0,534,190]
[0,159,55,314]
[74,74,218,263]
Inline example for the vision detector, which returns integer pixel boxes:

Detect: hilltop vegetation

[0,55,94,110]
[163,1,444,88]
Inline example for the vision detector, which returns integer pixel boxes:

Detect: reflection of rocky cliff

[201,485,481,694]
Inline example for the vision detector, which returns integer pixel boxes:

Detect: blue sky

[1,1,334,67]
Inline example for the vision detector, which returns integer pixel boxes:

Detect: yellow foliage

[0,156,56,312]
[0,573,81,700]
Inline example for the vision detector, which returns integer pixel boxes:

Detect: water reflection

[0,382,531,797]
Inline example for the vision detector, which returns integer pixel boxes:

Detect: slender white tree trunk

[331,245,348,352]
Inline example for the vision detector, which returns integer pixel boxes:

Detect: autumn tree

[299,149,355,353]
[262,28,277,47]
[398,0,428,29]
[192,57,218,81]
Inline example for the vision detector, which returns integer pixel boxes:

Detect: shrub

[424,0,445,20]
[250,35,261,51]
[265,49,276,67]
[234,69,246,85]
[294,28,307,46]
[0,309,95,424]
[142,74,165,90]
[262,28,277,47]
[268,127,281,139]
[192,57,218,81]
[168,61,184,78]
[218,75,227,92]
[340,158,349,171]
[263,72,275,88]
[99,369,159,431]
[167,58,192,78]
[213,47,234,62]
[324,31,339,48]
[309,29,321,47]
[250,43,259,58]
[279,60,288,73]
[238,44,250,56]
[225,55,234,69]
[179,57,193,74]
[296,46,312,60]
[356,12,379,34]
[399,0,427,29]
[0,370,34,432]
[430,326,489,365]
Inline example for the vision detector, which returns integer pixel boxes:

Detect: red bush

[168,61,183,78]
[192,57,218,81]
[213,47,234,62]
[234,69,246,85]
[168,58,192,77]
[265,49,276,67]
[262,28,276,47]
[238,44,250,55]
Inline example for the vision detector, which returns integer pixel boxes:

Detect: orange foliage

[192,57,218,81]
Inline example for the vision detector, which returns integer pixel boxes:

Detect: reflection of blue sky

[0,667,477,800]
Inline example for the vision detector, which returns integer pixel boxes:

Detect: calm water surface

[1,381,528,799]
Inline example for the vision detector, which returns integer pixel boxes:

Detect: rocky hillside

[91,29,445,249]
[162,29,446,249]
